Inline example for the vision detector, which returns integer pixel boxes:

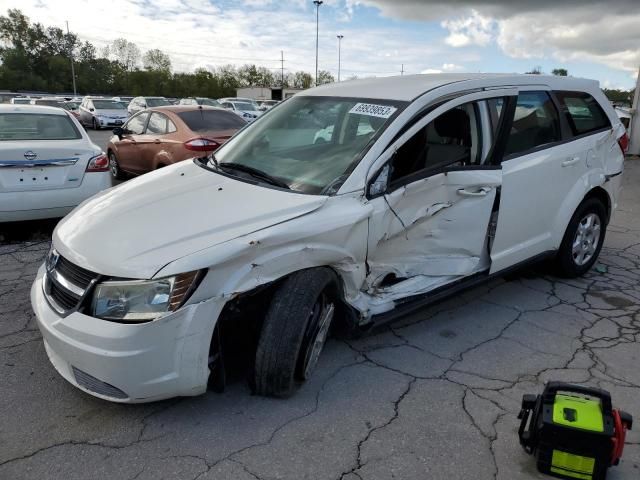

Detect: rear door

[490,89,577,272]
[364,89,516,300]
[0,112,95,194]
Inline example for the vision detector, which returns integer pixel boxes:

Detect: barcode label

[349,103,397,118]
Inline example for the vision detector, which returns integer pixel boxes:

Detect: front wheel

[254,268,337,397]
[556,198,607,278]
[92,118,100,130]
[108,152,127,180]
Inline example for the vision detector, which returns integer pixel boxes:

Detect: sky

[2,0,639,89]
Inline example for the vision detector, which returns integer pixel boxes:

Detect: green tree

[293,71,313,89]
[317,70,334,85]
[143,48,171,73]
[552,68,568,76]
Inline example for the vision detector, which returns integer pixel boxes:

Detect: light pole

[313,0,323,86]
[66,21,77,96]
[337,35,343,82]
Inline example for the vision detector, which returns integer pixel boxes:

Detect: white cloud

[441,10,494,48]
[441,63,464,71]
[421,69,443,74]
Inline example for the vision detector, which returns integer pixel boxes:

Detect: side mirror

[89,108,94,112]
[112,126,124,139]
[368,164,390,198]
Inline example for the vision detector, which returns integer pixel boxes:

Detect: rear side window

[146,112,168,135]
[0,113,81,141]
[555,91,611,136]
[177,110,246,132]
[504,91,561,157]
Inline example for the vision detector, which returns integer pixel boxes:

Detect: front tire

[108,151,127,180]
[254,268,337,397]
[92,118,100,130]
[556,198,607,278]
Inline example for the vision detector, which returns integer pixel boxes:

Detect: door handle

[562,156,581,167]
[154,139,161,144]
[457,187,491,197]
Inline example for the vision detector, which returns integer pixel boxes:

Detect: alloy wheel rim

[301,294,335,380]
[572,213,601,266]
[109,154,118,177]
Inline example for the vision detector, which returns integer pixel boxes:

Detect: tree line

[0,9,334,97]
[0,8,634,104]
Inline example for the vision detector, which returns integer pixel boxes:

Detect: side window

[125,112,149,135]
[555,91,611,136]
[166,119,177,133]
[389,101,481,185]
[504,91,561,157]
[146,112,167,135]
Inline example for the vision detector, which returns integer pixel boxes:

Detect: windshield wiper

[218,162,290,190]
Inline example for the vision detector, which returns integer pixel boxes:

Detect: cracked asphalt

[1,156,640,480]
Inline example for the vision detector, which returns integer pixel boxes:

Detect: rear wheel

[92,118,100,130]
[254,268,337,397]
[108,151,127,180]
[556,198,607,277]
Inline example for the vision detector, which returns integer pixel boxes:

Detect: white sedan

[0,104,112,222]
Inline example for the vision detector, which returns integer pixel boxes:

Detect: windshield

[65,101,80,110]
[147,98,170,107]
[208,96,406,194]
[233,102,256,111]
[35,99,64,107]
[199,98,221,107]
[93,100,126,110]
[0,113,82,140]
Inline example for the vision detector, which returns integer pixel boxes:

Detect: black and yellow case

[518,382,632,480]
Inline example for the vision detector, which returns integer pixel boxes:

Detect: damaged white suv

[31,74,627,402]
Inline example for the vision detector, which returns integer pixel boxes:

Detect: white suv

[31,74,627,402]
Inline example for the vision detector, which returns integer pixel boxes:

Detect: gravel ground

[0,153,639,480]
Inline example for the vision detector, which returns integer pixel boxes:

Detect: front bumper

[31,266,225,403]
[97,117,127,127]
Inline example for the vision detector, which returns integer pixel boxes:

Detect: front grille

[56,256,96,289]
[44,251,99,315]
[72,366,128,399]
[49,280,80,310]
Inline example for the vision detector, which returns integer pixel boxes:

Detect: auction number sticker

[349,103,397,118]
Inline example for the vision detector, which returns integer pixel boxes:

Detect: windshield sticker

[349,103,397,118]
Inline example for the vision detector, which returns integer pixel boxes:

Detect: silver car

[127,96,171,115]
[79,98,129,130]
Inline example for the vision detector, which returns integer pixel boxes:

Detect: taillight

[86,153,109,172]
[184,138,220,152]
[618,131,629,154]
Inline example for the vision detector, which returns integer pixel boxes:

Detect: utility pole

[628,66,640,155]
[313,0,323,86]
[401,64,404,76]
[337,35,343,82]
[66,21,77,96]
[280,50,285,87]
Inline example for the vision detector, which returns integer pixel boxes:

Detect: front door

[117,111,149,174]
[363,89,516,312]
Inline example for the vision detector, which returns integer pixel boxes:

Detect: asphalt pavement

[1,151,639,479]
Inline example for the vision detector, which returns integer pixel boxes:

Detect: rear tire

[254,268,337,398]
[556,198,607,278]
[108,151,127,180]
[92,118,100,130]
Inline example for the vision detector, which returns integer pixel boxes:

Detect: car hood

[95,109,128,117]
[53,161,328,279]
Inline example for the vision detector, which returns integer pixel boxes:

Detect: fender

[550,168,609,249]
[153,151,172,169]
[156,193,372,306]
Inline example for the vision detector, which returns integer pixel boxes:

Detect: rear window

[146,98,170,107]
[555,91,611,136]
[35,99,64,107]
[93,100,126,109]
[233,102,256,111]
[177,109,246,132]
[0,113,81,141]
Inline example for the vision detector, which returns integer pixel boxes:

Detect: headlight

[91,271,202,322]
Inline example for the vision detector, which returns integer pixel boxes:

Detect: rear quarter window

[177,110,246,132]
[0,113,81,141]
[555,91,611,136]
